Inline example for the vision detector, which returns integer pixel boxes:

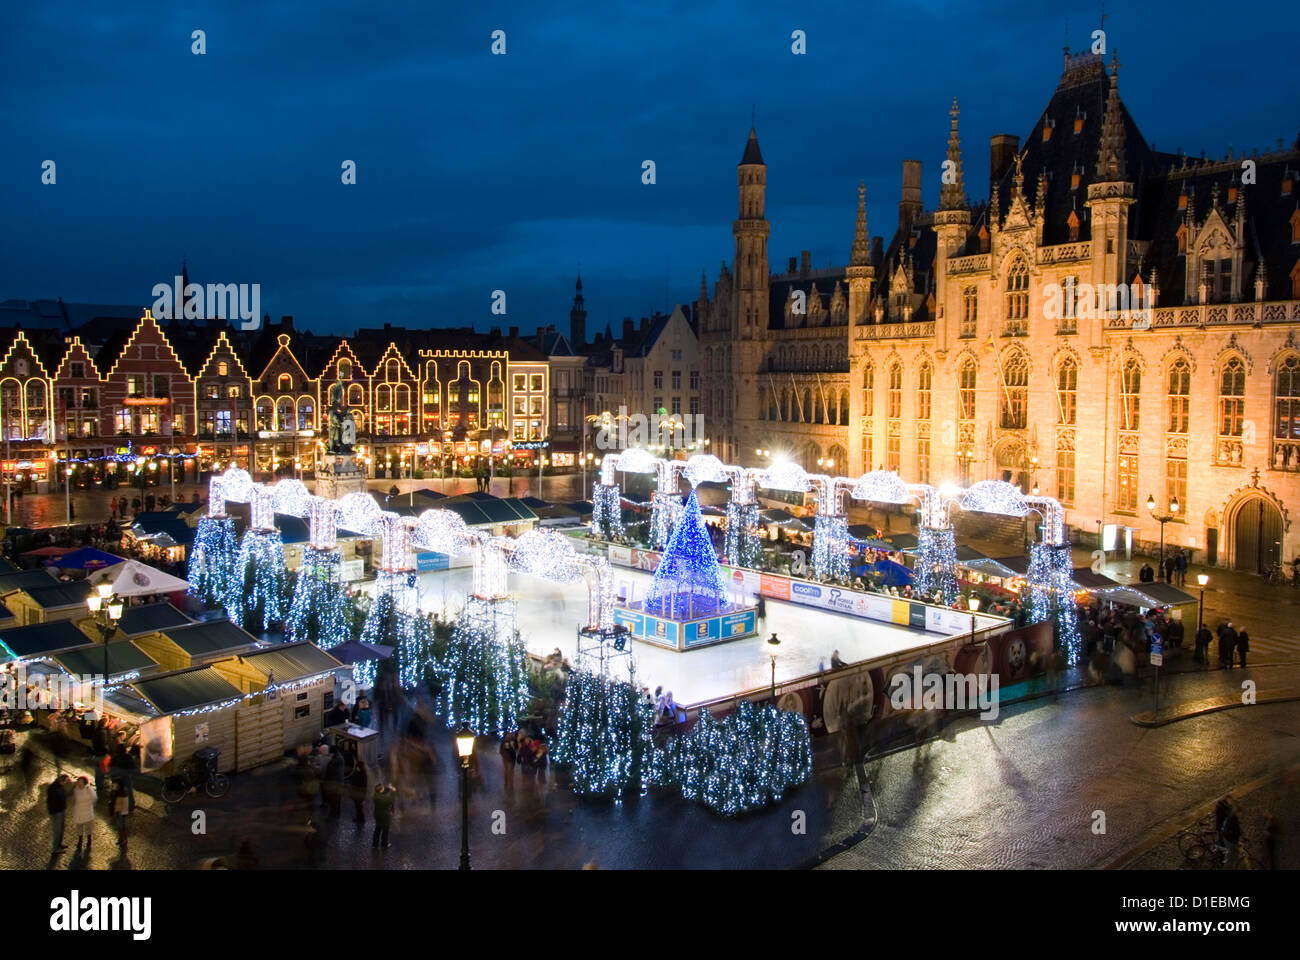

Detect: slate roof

[740,128,764,166]
[133,666,242,714]
[440,495,537,527]
[0,569,60,594]
[117,602,193,637]
[159,620,259,657]
[54,640,157,680]
[22,580,94,610]
[236,642,342,682]
[0,620,93,659]
[769,268,850,330]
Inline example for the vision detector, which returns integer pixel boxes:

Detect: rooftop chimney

[800,250,811,278]
[280,315,294,330]
[990,134,1020,185]
[623,318,634,340]
[508,325,519,338]
[899,160,923,230]
[788,256,798,274]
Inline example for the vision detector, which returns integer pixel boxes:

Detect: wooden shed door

[236,700,285,771]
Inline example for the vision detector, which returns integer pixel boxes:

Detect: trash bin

[194,747,221,778]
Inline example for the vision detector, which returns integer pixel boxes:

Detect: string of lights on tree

[811,514,850,582]
[187,515,237,608]
[649,491,683,549]
[724,501,762,568]
[360,570,426,689]
[230,528,288,632]
[284,547,352,650]
[551,664,655,799]
[651,701,813,815]
[1026,541,1082,663]
[437,596,530,737]
[590,482,624,541]
[913,526,960,604]
[643,489,728,618]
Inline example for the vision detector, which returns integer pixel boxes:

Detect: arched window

[217,361,228,377]
[1274,354,1300,470]
[814,392,824,424]
[1056,357,1078,425]
[386,359,400,382]
[338,359,352,381]
[917,363,932,420]
[1004,259,1029,334]
[375,384,391,412]
[887,362,902,418]
[347,383,365,407]
[277,373,292,392]
[1219,357,1246,437]
[255,397,272,431]
[297,397,314,430]
[1120,359,1141,431]
[1167,358,1190,433]
[961,287,978,337]
[838,390,849,425]
[958,359,976,420]
[999,351,1028,429]
[802,389,813,423]
[862,364,874,416]
[276,397,294,431]
[1056,433,1075,505]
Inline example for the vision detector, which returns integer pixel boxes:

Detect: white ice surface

[365,566,951,706]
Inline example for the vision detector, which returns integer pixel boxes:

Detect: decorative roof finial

[940,97,967,210]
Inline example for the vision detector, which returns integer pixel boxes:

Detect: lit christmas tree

[230,529,288,633]
[361,571,428,690]
[285,548,355,649]
[724,501,763,569]
[913,526,960,604]
[552,662,656,798]
[188,515,237,608]
[643,489,728,618]
[590,482,624,540]
[437,598,530,736]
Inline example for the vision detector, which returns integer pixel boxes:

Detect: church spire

[939,98,966,210]
[740,126,764,166]
[851,182,871,266]
[569,272,587,347]
[1095,51,1127,181]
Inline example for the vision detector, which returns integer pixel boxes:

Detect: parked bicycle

[1263,561,1288,585]
[1176,813,1256,869]
[161,747,229,803]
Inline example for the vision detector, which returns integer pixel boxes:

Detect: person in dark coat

[322,749,345,818]
[348,761,369,824]
[1194,624,1212,666]
[1221,622,1238,669]
[46,774,69,856]
[372,783,395,849]
[1236,629,1250,668]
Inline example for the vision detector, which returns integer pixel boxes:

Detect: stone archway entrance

[1226,494,1283,573]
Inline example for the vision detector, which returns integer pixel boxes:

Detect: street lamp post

[86,582,124,692]
[1196,572,1209,633]
[968,595,981,645]
[1146,494,1180,576]
[455,724,475,870]
[767,632,781,702]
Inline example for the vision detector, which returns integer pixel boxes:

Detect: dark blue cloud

[0,0,1292,336]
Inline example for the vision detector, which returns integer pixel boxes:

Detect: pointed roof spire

[699,270,709,302]
[575,270,582,292]
[740,126,764,166]
[939,97,966,210]
[1095,51,1127,181]
[851,182,871,266]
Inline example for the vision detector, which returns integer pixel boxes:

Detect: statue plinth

[314,453,368,500]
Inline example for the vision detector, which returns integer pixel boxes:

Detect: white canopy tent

[86,559,190,597]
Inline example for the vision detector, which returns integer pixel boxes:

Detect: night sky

[1,0,1292,336]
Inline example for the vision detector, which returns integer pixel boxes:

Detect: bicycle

[1176,814,1257,869]
[1263,562,1288,585]
[161,758,230,803]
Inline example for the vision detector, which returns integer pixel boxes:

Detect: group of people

[44,772,133,860]
[1137,548,1190,585]
[497,731,549,793]
[1193,620,1250,668]
[1078,602,1183,661]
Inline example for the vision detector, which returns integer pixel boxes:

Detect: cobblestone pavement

[0,708,839,872]
[819,662,1300,870]
[1121,764,1300,870]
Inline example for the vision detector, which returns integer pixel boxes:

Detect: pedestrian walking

[755,595,766,623]
[110,497,118,518]
[46,773,70,856]
[71,776,96,856]
[372,783,395,849]
[1217,622,1236,669]
[1194,624,1212,666]
[1176,550,1188,586]
[500,732,517,794]
[110,779,131,853]
[349,761,369,824]
[1236,629,1249,668]
[1262,812,1279,870]
[94,751,110,799]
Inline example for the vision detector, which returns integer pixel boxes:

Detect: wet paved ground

[819,662,1300,870]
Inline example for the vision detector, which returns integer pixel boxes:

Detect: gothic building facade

[696,49,1300,572]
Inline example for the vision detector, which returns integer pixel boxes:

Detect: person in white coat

[71,776,97,855]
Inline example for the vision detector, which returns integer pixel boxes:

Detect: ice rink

[372,564,959,705]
